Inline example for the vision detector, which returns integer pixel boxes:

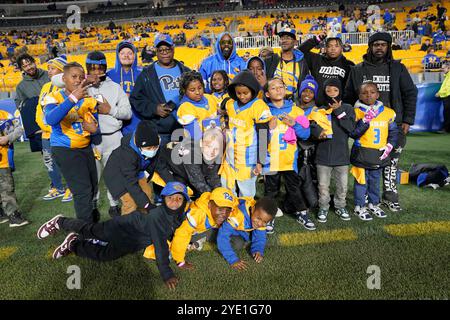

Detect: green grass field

[1,132,449,300]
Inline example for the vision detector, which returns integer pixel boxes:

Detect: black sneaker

[382,200,402,212]
[295,210,316,231]
[9,212,30,228]
[0,207,8,224]
[92,208,101,223]
[108,206,121,218]
[266,219,275,234]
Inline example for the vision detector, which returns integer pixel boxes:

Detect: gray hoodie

[14,69,49,110]
[88,77,132,135]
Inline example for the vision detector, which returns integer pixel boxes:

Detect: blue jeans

[221,176,257,197]
[354,168,382,207]
[42,138,64,191]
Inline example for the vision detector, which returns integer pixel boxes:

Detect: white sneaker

[275,208,284,217]
[368,203,387,218]
[354,206,373,221]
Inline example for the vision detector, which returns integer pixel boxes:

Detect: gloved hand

[379,143,393,160]
[295,115,310,128]
[363,108,377,124]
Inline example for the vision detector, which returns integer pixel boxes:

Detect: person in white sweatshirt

[86,51,132,217]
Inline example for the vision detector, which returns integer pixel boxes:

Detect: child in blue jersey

[217,197,277,270]
[176,71,220,141]
[262,77,310,234]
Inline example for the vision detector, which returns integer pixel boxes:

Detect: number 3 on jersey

[373,128,381,144]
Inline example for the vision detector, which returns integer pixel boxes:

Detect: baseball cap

[154,34,174,47]
[278,27,297,40]
[210,187,237,208]
[161,182,190,201]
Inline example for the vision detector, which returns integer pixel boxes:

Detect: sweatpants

[354,168,382,207]
[382,127,406,204]
[94,133,122,207]
[0,168,19,216]
[317,165,348,210]
[59,217,136,261]
[264,171,307,213]
[53,146,98,222]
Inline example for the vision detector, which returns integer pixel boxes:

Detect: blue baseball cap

[278,27,297,40]
[161,182,189,201]
[154,34,174,47]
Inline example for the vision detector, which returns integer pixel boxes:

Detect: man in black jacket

[344,32,418,212]
[264,27,309,104]
[103,120,160,215]
[156,128,222,198]
[298,31,355,106]
[130,34,190,147]
[37,182,190,290]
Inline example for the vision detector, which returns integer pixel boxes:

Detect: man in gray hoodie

[85,51,132,217]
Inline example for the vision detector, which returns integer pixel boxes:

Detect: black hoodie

[344,51,417,126]
[315,78,356,166]
[299,37,355,106]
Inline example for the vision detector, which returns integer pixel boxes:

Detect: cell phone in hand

[164,100,177,111]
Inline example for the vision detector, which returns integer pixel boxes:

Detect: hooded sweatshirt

[299,36,355,106]
[107,41,142,96]
[15,68,50,110]
[199,32,247,93]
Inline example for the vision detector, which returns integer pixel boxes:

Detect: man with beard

[130,34,190,146]
[344,32,417,212]
[298,31,355,106]
[199,32,246,92]
[15,54,50,152]
[37,182,190,290]
[85,51,132,218]
[263,27,309,104]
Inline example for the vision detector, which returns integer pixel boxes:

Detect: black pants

[53,146,98,222]
[382,126,406,203]
[443,96,450,133]
[60,217,133,261]
[264,171,307,213]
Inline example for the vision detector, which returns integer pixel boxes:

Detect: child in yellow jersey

[210,70,230,103]
[219,70,275,197]
[350,82,399,221]
[217,197,277,270]
[177,71,220,141]
[42,62,101,223]
[0,110,29,227]
[36,55,72,202]
[262,78,311,233]
[164,187,237,270]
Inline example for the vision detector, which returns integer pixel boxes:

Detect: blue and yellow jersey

[303,106,333,137]
[217,197,267,265]
[0,110,18,169]
[212,91,229,105]
[36,82,59,140]
[42,89,98,149]
[266,101,309,172]
[354,104,396,150]
[219,98,272,183]
[177,94,220,138]
[273,50,304,97]
[170,192,217,263]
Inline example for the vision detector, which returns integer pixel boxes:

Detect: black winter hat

[135,120,159,148]
[368,32,392,45]
[227,69,260,103]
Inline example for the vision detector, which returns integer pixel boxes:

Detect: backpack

[409,163,450,189]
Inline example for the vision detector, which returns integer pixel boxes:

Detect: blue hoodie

[107,41,142,96]
[199,32,247,93]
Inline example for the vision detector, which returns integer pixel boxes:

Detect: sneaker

[354,206,373,221]
[108,206,121,218]
[382,200,402,212]
[61,189,73,202]
[275,208,284,217]
[317,208,328,223]
[335,207,351,221]
[9,212,30,228]
[296,210,316,231]
[368,203,387,218]
[42,188,65,201]
[37,214,63,239]
[52,232,78,259]
[0,208,8,224]
[187,237,207,251]
[266,219,275,234]
[92,208,101,223]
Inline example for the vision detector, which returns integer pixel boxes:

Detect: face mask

[51,73,65,88]
[141,148,158,158]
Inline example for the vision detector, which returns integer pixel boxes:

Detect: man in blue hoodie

[107,41,142,136]
[199,32,246,93]
[264,27,309,104]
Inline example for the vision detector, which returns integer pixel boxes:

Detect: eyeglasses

[157,47,172,54]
